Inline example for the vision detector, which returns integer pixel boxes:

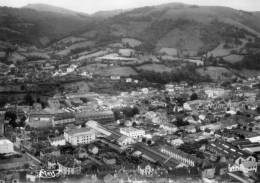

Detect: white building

[141,88,149,94]
[246,135,260,143]
[160,124,178,134]
[204,88,229,99]
[138,164,155,177]
[120,127,145,139]
[170,138,184,147]
[57,156,81,175]
[49,136,66,147]
[64,127,96,146]
[117,135,135,147]
[110,76,120,80]
[228,156,257,174]
[0,138,14,154]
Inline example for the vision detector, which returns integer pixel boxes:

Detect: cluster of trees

[245,38,260,49]
[5,111,26,128]
[24,93,47,107]
[232,53,260,70]
[137,67,211,84]
[70,46,91,55]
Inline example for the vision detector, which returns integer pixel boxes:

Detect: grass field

[223,54,244,63]
[137,63,176,73]
[196,66,233,81]
[80,64,137,76]
[57,41,95,56]
[57,36,86,45]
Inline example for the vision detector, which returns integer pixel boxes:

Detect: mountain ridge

[23,3,89,17]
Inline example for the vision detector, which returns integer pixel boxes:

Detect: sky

[0,0,259,14]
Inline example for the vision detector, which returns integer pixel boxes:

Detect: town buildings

[27,112,53,128]
[119,127,145,139]
[138,163,155,176]
[57,155,81,175]
[160,145,202,167]
[206,140,258,174]
[64,127,96,146]
[75,110,114,124]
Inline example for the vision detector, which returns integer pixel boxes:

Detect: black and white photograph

[0,0,260,182]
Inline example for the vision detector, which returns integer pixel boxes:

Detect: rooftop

[208,140,250,159]
[65,127,94,136]
[160,145,202,164]
[120,127,144,133]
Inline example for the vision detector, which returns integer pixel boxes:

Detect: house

[200,123,222,132]
[117,135,135,146]
[204,88,229,99]
[141,88,149,94]
[40,147,61,159]
[126,78,132,83]
[45,155,58,169]
[137,163,155,177]
[160,124,178,134]
[0,138,14,154]
[228,156,257,174]
[206,140,257,174]
[57,155,81,175]
[48,136,66,147]
[27,111,54,128]
[110,76,120,80]
[246,134,260,143]
[184,59,204,66]
[120,127,145,139]
[52,113,75,127]
[64,127,96,146]
[165,84,175,93]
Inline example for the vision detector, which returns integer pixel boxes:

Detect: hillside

[92,9,126,18]
[1,2,260,72]
[23,3,88,16]
[0,6,92,46]
[89,3,260,55]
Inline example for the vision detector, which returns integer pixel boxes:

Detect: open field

[57,41,95,56]
[56,36,86,45]
[23,51,50,59]
[137,63,175,73]
[196,66,234,81]
[79,64,137,76]
[223,54,244,63]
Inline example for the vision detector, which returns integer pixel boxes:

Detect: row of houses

[26,109,114,128]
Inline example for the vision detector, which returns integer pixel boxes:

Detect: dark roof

[207,140,250,159]
[54,112,75,120]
